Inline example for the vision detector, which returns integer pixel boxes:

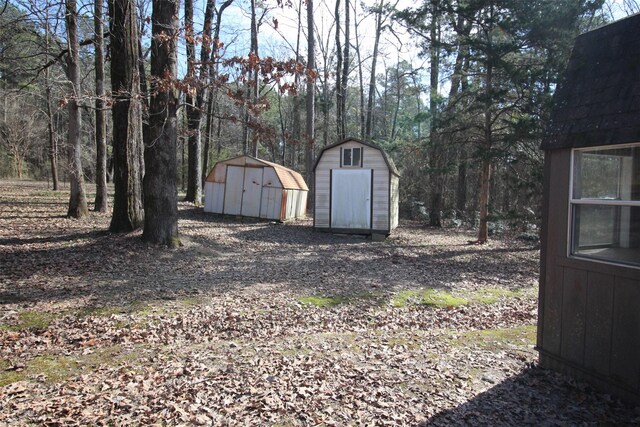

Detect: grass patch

[391,287,534,308]
[391,289,468,308]
[1,311,55,331]
[0,345,146,386]
[298,295,349,308]
[467,288,520,304]
[456,325,537,351]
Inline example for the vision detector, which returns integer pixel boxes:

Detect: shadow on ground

[424,366,639,426]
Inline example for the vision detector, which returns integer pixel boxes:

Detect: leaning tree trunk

[94,0,108,212]
[65,0,88,218]
[108,0,144,231]
[143,0,180,246]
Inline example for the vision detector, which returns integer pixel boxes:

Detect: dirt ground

[1,180,638,425]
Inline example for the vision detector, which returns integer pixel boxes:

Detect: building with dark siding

[538,14,640,404]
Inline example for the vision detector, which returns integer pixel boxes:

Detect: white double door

[223,166,264,217]
[331,169,371,229]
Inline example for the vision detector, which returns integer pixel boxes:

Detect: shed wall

[390,175,399,229]
[203,159,307,221]
[538,148,640,404]
[314,140,392,232]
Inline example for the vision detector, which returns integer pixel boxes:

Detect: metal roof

[205,155,308,191]
[542,14,640,150]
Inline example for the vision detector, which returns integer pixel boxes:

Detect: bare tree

[64,0,88,218]
[305,0,315,188]
[143,0,181,246]
[108,0,144,231]
[94,0,108,212]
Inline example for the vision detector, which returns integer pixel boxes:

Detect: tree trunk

[334,0,343,140]
[184,0,202,204]
[65,0,88,218]
[45,82,59,191]
[143,0,180,246]
[353,3,365,138]
[202,0,233,180]
[108,0,144,231]
[428,0,442,227]
[94,0,108,212]
[44,18,59,191]
[477,57,493,243]
[365,1,383,140]
[249,0,259,157]
[305,0,315,190]
[341,0,349,137]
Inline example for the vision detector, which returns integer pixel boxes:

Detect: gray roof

[313,137,400,176]
[541,14,640,150]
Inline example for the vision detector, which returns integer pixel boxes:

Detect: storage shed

[538,14,640,405]
[203,156,308,221]
[313,138,399,235]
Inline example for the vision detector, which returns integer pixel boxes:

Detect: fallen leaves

[0,181,639,425]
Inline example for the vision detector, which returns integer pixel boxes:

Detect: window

[342,147,362,167]
[570,144,640,266]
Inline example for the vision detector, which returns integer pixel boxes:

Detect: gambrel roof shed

[313,138,399,236]
[204,156,308,221]
[538,14,640,406]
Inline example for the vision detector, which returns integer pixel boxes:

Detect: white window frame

[342,147,362,167]
[568,142,640,268]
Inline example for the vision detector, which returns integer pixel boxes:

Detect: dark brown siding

[538,148,640,405]
[584,272,613,375]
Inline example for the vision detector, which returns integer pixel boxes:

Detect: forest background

[0,0,638,244]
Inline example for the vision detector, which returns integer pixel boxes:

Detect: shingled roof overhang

[541,14,640,151]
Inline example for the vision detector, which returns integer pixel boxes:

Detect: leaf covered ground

[1,181,638,425]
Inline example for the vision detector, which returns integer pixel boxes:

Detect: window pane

[343,148,352,166]
[573,146,640,201]
[352,148,361,166]
[572,204,640,266]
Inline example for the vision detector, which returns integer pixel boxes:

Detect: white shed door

[331,169,371,229]
[223,166,244,215]
[241,167,264,217]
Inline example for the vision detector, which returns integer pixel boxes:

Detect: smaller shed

[203,155,308,221]
[539,15,640,405]
[313,138,399,235]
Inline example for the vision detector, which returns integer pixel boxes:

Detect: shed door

[331,169,371,229]
[223,166,244,215]
[241,167,264,217]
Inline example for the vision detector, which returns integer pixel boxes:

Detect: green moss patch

[457,325,537,351]
[391,287,532,308]
[391,289,468,308]
[2,311,55,331]
[0,345,144,387]
[298,295,349,308]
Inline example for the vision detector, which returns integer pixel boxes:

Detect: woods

[0,0,637,242]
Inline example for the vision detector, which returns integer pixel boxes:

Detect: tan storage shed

[313,138,399,235]
[203,156,308,221]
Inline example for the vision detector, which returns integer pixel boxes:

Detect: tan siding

[314,150,338,228]
[390,175,399,229]
[372,167,389,230]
